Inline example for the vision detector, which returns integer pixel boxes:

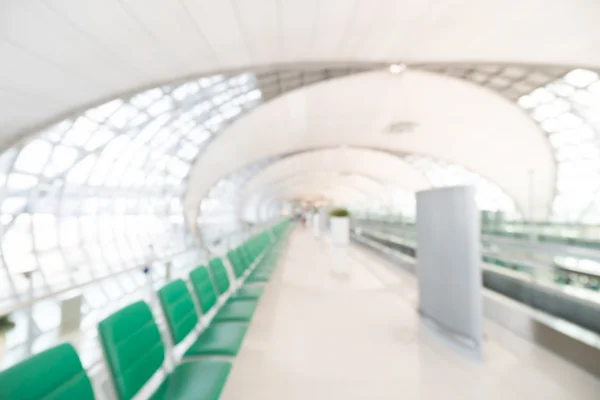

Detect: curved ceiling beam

[187,69,551,223]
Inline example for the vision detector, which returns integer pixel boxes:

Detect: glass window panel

[198,75,223,87]
[97,216,114,241]
[147,97,173,117]
[548,82,575,97]
[59,218,80,246]
[33,300,61,331]
[246,89,262,101]
[66,154,97,184]
[134,114,170,145]
[572,90,595,107]
[114,198,129,214]
[191,101,211,116]
[85,245,107,272]
[220,104,241,119]
[129,112,149,128]
[588,81,600,94]
[104,162,129,187]
[210,82,228,94]
[0,148,18,174]
[555,112,583,130]
[44,145,79,177]
[530,88,555,104]
[0,268,13,301]
[99,135,131,161]
[118,274,137,293]
[41,121,72,143]
[81,198,98,214]
[1,196,28,214]
[59,197,81,216]
[37,251,67,284]
[131,271,146,285]
[165,175,183,186]
[83,285,107,308]
[14,140,52,174]
[159,133,179,150]
[204,114,224,131]
[2,213,32,253]
[79,216,98,242]
[84,127,116,151]
[102,280,123,300]
[149,129,171,148]
[130,88,163,108]
[7,173,38,191]
[4,250,37,276]
[63,118,98,147]
[32,214,58,251]
[107,104,138,129]
[87,156,114,186]
[62,247,88,271]
[564,69,599,88]
[172,82,199,100]
[102,242,123,266]
[176,142,199,160]
[128,147,149,168]
[86,99,124,122]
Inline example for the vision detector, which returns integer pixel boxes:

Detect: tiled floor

[221,229,600,399]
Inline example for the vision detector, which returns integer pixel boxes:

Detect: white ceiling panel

[44,0,169,79]
[278,0,320,61]
[181,0,252,68]
[309,0,359,60]
[232,0,279,65]
[2,0,600,157]
[0,2,125,88]
[121,0,220,72]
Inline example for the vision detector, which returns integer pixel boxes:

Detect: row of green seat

[0,220,293,400]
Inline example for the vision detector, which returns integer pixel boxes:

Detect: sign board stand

[416,186,483,358]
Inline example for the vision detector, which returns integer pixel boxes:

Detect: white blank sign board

[416,186,483,351]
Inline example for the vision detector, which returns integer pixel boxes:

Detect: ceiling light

[389,64,406,74]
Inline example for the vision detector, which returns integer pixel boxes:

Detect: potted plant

[0,314,15,354]
[329,208,351,245]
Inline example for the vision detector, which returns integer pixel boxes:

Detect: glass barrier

[352,217,600,341]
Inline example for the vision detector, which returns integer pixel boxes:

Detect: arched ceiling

[238,148,429,221]
[2,0,600,148]
[243,147,429,195]
[186,69,554,222]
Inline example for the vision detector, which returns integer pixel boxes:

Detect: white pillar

[312,214,320,237]
[23,271,35,356]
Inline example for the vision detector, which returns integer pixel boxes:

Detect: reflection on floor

[221,229,600,400]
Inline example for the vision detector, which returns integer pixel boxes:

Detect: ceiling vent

[384,121,417,135]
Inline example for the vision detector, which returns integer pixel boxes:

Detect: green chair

[226,250,264,300]
[208,258,233,295]
[208,258,261,308]
[226,249,246,278]
[0,343,95,400]
[236,245,254,272]
[157,279,248,357]
[98,301,231,400]
[190,266,256,322]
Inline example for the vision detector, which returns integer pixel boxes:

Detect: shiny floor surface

[221,229,600,400]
